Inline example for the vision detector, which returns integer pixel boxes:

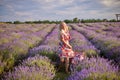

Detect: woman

[58,22,75,73]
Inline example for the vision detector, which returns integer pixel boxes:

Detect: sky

[0,0,120,22]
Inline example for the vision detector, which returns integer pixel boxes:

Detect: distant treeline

[2,17,120,24]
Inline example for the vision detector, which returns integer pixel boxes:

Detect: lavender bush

[70,30,100,57]
[0,24,55,74]
[4,55,56,80]
[29,25,60,61]
[70,24,120,65]
[84,22,120,38]
[68,57,120,80]
[41,25,60,46]
[1,22,120,79]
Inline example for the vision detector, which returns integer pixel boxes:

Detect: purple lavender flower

[70,24,120,64]
[29,25,60,60]
[68,57,119,80]
[0,24,55,75]
[70,30,100,57]
[4,55,56,80]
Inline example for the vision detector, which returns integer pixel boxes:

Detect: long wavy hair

[59,22,69,32]
[59,22,69,41]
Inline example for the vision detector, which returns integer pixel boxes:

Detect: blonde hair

[59,22,69,32]
[59,22,69,40]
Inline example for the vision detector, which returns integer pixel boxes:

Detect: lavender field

[0,22,120,80]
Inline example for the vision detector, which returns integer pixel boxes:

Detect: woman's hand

[69,46,72,49]
[67,43,72,49]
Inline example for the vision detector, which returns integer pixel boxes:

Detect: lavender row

[0,24,54,48]
[84,22,120,28]
[81,23,120,38]
[70,30,100,57]
[41,25,60,47]
[70,24,120,64]
[3,55,56,80]
[0,24,48,45]
[0,24,56,75]
[29,25,60,60]
[0,24,49,52]
[68,57,119,80]
[101,22,120,27]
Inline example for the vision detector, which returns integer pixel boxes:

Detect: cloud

[33,0,74,5]
[0,0,120,21]
[100,0,120,7]
[15,12,32,16]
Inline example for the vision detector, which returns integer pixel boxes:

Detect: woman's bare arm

[61,35,72,49]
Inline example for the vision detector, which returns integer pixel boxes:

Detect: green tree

[14,21,22,24]
[6,21,12,24]
[64,19,72,23]
[73,17,79,23]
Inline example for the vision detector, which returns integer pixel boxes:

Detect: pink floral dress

[59,31,75,58]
